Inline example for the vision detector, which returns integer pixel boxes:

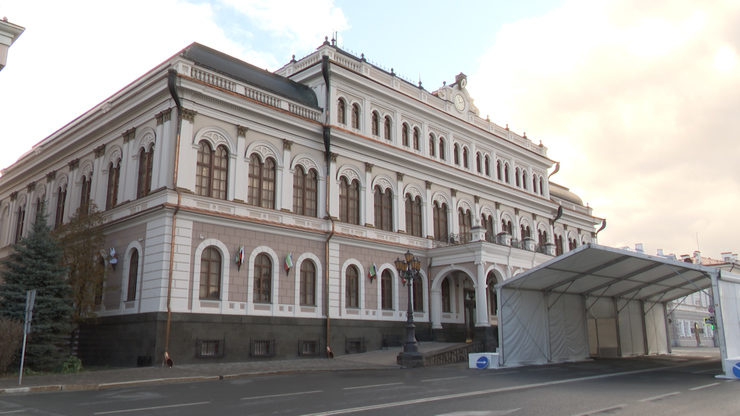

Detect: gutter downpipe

[321,56,335,357]
[164,68,183,364]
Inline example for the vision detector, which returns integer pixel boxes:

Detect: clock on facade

[454,94,465,111]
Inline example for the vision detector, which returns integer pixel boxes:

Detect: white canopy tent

[496,244,740,378]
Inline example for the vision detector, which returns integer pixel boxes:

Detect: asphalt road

[0,356,737,415]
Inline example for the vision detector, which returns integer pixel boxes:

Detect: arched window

[248,154,276,209]
[412,275,423,312]
[293,166,318,217]
[196,141,228,199]
[402,123,409,147]
[520,224,531,239]
[351,103,360,129]
[453,144,460,165]
[106,160,120,210]
[441,278,451,313]
[458,208,471,243]
[555,234,564,256]
[14,205,25,243]
[476,152,482,173]
[381,269,393,310]
[384,116,392,140]
[487,271,498,315]
[300,260,316,306]
[199,246,222,300]
[501,219,512,235]
[433,201,448,242]
[504,163,510,183]
[538,229,548,248]
[373,185,393,231]
[126,249,139,302]
[412,127,420,150]
[79,173,92,215]
[533,175,539,194]
[496,160,502,180]
[339,176,360,225]
[569,237,578,250]
[137,144,153,198]
[371,111,380,136]
[253,253,272,303]
[515,167,521,187]
[346,265,359,308]
[439,137,446,160]
[481,214,494,242]
[463,148,469,169]
[405,194,422,237]
[55,185,66,228]
[429,134,436,157]
[484,155,490,176]
[539,177,544,195]
[522,171,528,190]
[337,98,346,124]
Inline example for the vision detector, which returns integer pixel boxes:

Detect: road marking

[241,390,323,400]
[93,401,210,415]
[343,382,403,390]
[421,376,468,383]
[572,404,627,416]
[691,369,718,374]
[0,410,27,415]
[299,366,677,416]
[434,410,520,416]
[689,382,720,391]
[638,392,679,402]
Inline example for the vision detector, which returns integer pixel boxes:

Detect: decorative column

[120,128,137,203]
[66,158,80,222]
[234,126,248,202]
[364,162,373,227]
[92,144,106,210]
[281,139,293,212]
[328,153,338,219]
[449,189,458,237]
[424,181,433,239]
[395,172,404,232]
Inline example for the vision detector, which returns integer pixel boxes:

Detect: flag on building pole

[235,246,245,271]
[284,252,293,272]
[368,263,377,280]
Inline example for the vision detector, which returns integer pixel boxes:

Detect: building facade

[0,40,601,366]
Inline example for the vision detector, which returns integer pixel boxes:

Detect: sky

[1,0,738,259]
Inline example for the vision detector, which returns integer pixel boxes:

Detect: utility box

[468,352,500,369]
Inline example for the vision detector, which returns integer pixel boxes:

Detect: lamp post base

[397,351,424,368]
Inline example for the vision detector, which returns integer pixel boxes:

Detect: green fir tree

[0,204,72,371]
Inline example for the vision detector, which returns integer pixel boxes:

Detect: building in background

[0,39,601,366]
[0,17,24,72]
[651,247,738,347]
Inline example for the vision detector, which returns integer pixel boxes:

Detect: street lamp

[395,250,423,367]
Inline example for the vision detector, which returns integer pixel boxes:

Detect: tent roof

[498,244,718,303]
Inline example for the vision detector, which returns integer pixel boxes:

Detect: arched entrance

[430,268,477,343]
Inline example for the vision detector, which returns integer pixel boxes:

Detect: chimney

[693,251,701,264]
[635,243,644,253]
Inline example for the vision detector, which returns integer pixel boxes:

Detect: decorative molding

[365,162,373,173]
[26,182,35,192]
[425,180,432,190]
[282,139,293,150]
[46,171,56,182]
[94,144,106,158]
[329,153,337,162]
[396,172,404,181]
[68,158,80,170]
[474,195,480,204]
[122,128,136,143]
[373,176,393,192]
[293,156,319,174]
[515,208,520,216]
[182,109,197,122]
[450,189,457,198]
[338,166,361,184]
[155,108,172,125]
[237,125,248,137]
[10,192,17,201]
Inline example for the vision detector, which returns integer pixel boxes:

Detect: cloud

[470,0,740,256]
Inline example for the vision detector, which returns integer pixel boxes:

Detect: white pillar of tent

[474,261,489,327]
[712,269,732,378]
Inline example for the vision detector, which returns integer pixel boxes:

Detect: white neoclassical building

[0,39,601,365]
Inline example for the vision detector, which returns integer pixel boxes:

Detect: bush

[0,317,23,373]
[60,355,83,374]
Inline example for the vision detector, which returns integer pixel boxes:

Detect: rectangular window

[196,339,224,358]
[251,339,276,357]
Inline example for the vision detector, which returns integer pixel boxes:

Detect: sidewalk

[0,342,454,395]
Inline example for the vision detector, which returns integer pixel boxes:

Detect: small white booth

[496,244,740,379]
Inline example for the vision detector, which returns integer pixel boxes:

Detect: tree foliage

[53,204,106,323]
[0,205,72,371]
